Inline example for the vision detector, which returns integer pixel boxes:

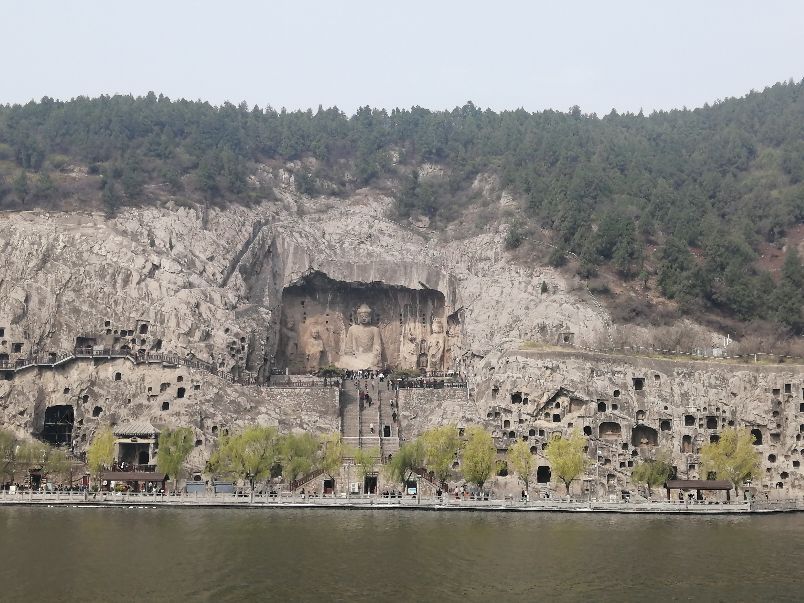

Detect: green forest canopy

[1,80,804,330]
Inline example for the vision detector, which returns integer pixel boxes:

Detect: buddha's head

[431,318,444,334]
[356,304,372,325]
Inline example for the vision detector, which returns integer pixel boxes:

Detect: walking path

[0,491,799,514]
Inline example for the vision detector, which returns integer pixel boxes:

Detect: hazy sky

[4,1,804,115]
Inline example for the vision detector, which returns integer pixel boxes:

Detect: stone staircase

[340,383,361,450]
[358,378,380,450]
[339,377,400,456]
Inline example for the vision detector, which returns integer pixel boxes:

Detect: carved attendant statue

[426,318,446,373]
[305,327,325,372]
[337,304,383,370]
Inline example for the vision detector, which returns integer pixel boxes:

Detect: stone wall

[397,387,473,441]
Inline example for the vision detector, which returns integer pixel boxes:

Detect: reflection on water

[0,508,801,602]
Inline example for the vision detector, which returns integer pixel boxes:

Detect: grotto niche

[274,272,453,373]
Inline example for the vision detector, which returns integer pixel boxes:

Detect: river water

[0,507,801,602]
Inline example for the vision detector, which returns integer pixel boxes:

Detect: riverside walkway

[0,490,798,514]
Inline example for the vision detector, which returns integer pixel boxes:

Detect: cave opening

[42,405,74,446]
[632,425,658,447]
[276,271,448,373]
[599,422,621,440]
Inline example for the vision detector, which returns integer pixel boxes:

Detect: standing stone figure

[337,304,382,370]
[304,327,326,372]
[280,318,298,360]
[426,318,446,373]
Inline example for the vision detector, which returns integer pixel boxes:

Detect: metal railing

[0,489,779,512]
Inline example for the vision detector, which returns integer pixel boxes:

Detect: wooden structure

[665,479,733,501]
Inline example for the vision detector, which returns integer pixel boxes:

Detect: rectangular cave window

[536,466,551,483]
[139,323,149,335]
[785,383,792,394]
[772,388,781,397]
[42,405,74,445]
[552,414,561,422]
[706,416,718,429]
[383,425,391,437]
[0,327,4,337]
[194,384,201,391]
[177,387,186,399]
[12,343,23,353]
[632,378,644,391]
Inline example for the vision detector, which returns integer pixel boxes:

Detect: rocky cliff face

[1,171,799,496]
[0,181,606,378]
[468,348,803,494]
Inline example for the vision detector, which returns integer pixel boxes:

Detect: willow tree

[87,428,115,490]
[631,453,673,499]
[385,440,424,490]
[544,431,588,497]
[0,430,20,485]
[353,446,379,490]
[506,439,535,493]
[281,432,321,488]
[157,427,195,493]
[700,428,760,499]
[320,432,348,490]
[420,426,463,487]
[461,426,496,491]
[210,426,281,501]
[43,447,73,487]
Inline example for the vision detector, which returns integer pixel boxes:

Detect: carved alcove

[275,272,450,372]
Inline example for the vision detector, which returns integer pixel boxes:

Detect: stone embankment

[0,491,800,514]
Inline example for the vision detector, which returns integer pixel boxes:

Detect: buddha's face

[311,329,320,339]
[432,320,444,334]
[357,310,371,325]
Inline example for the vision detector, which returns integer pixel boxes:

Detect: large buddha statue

[337,304,383,370]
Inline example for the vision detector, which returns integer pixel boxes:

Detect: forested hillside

[1,80,804,333]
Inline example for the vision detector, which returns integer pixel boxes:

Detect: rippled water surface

[0,507,801,602]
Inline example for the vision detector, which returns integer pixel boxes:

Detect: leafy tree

[385,440,424,489]
[44,447,73,486]
[353,446,379,487]
[771,247,804,333]
[102,177,120,217]
[209,426,281,499]
[87,428,115,490]
[12,171,28,203]
[460,426,496,491]
[157,427,195,493]
[280,432,320,486]
[0,430,19,485]
[631,454,673,499]
[420,426,462,487]
[319,432,347,487]
[506,439,535,492]
[33,171,56,201]
[700,428,760,498]
[16,440,49,470]
[544,431,588,496]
